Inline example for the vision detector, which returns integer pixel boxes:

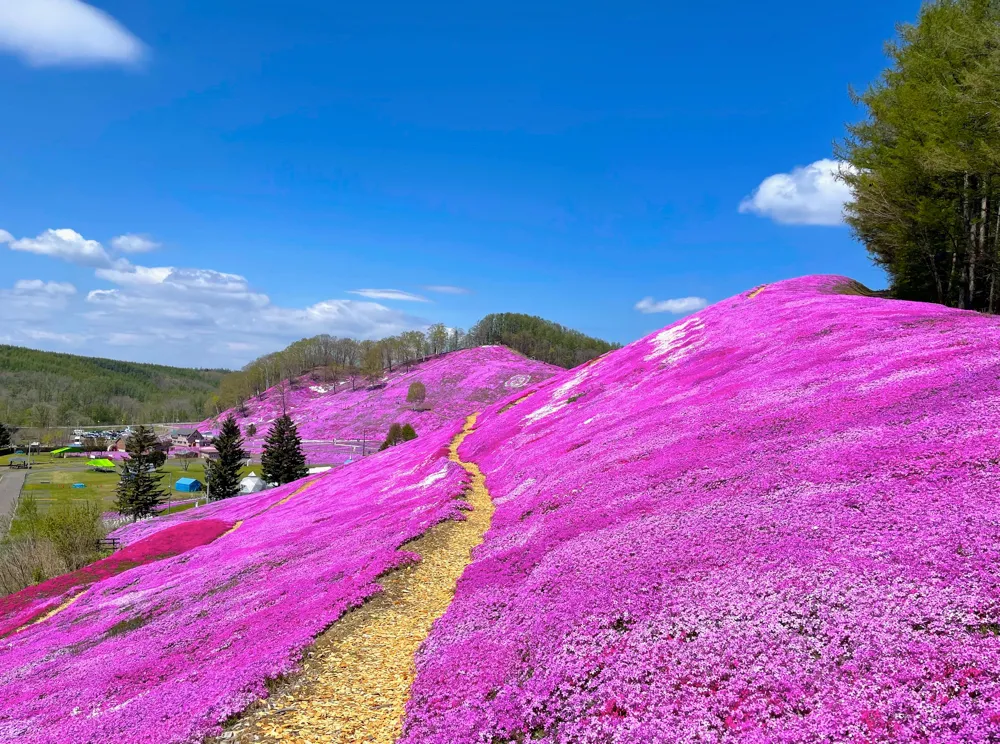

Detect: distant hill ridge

[200,345,559,462]
[0,345,227,428]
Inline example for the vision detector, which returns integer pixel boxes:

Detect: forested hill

[467,313,620,368]
[0,345,227,427]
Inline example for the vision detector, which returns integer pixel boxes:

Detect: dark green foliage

[115,426,167,521]
[838,0,1000,311]
[0,423,11,449]
[401,423,417,441]
[467,313,619,368]
[261,414,308,485]
[0,344,226,427]
[246,423,257,437]
[206,415,248,500]
[406,381,427,404]
[379,423,405,451]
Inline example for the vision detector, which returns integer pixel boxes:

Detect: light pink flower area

[200,346,559,463]
[0,426,469,744]
[401,276,1000,743]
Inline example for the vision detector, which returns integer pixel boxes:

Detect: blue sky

[0,0,919,367]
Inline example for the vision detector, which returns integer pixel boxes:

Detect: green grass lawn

[8,457,269,513]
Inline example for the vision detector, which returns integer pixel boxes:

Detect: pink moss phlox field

[200,346,558,463]
[401,276,1000,743]
[0,520,233,638]
[0,426,469,744]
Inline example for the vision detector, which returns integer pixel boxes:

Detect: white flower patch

[309,386,330,394]
[644,316,705,364]
[417,465,450,488]
[504,374,532,390]
[522,365,592,425]
[523,399,568,425]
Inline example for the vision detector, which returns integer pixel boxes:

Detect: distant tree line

[210,315,617,416]
[839,0,1000,311]
[466,313,620,369]
[0,345,226,429]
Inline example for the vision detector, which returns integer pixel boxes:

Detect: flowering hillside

[7,275,1000,744]
[201,346,557,462]
[401,276,1000,743]
[0,427,468,744]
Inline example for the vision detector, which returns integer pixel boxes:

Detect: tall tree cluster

[838,0,1000,311]
[261,414,308,486]
[206,414,247,500]
[115,426,167,521]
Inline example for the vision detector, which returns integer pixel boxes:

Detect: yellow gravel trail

[225,413,493,744]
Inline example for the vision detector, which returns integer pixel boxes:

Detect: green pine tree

[115,426,167,521]
[400,423,417,442]
[0,423,11,450]
[206,414,247,500]
[261,414,308,485]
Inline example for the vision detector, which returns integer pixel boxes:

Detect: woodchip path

[224,414,493,743]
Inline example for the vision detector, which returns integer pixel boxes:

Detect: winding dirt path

[225,414,492,744]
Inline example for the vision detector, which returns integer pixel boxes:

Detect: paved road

[0,469,27,519]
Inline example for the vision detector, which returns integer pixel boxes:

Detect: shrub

[406,381,427,404]
[401,424,418,442]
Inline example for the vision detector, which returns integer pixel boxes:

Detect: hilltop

[5,275,1000,743]
[200,345,559,462]
[0,345,227,428]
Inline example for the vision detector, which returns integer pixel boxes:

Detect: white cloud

[3,227,430,365]
[635,296,708,314]
[423,285,471,295]
[348,288,430,303]
[7,228,117,267]
[0,279,77,321]
[0,0,145,68]
[111,234,159,253]
[13,279,76,296]
[739,159,855,226]
[0,229,12,244]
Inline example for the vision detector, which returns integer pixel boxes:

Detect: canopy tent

[52,446,83,455]
[240,471,265,494]
[175,477,203,493]
[88,458,116,470]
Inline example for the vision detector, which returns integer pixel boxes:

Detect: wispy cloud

[423,285,472,295]
[0,0,146,68]
[739,158,855,226]
[635,296,708,314]
[6,228,118,268]
[348,288,430,303]
[2,227,431,366]
[111,234,159,253]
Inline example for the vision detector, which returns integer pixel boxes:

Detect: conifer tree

[0,423,11,450]
[261,414,308,485]
[115,426,166,521]
[401,423,418,442]
[206,414,247,500]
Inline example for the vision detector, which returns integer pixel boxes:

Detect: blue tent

[175,477,203,493]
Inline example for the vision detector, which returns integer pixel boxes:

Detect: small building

[240,471,266,494]
[9,456,28,469]
[175,477,203,493]
[170,428,207,448]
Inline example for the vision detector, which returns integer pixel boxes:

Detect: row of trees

[207,324,465,417]
[114,415,309,521]
[210,314,619,416]
[840,0,1000,311]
